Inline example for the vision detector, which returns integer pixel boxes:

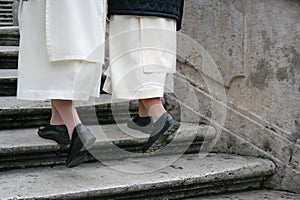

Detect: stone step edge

[0,45,18,56]
[0,153,276,200]
[0,123,215,155]
[0,124,215,170]
[0,68,16,78]
[0,26,19,34]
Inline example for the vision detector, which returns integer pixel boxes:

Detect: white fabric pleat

[103,16,177,100]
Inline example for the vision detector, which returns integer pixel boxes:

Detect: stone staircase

[0,26,277,199]
[0,0,14,27]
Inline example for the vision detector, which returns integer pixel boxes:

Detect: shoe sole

[143,122,179,154]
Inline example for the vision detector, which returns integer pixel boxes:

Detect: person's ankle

[151,111,167,123]
[50,121,65,126]
[138,112,149,118]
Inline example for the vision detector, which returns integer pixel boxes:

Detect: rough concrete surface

[0,153,275,199]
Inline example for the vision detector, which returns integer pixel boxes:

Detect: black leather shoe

[142,112,179,153]
[66,124,96,168]
[127,116,153,134]
[38,125,70,145]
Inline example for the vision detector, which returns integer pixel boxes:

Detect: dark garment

[108,0,184,31]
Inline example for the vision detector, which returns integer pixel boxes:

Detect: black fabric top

[108,0,184,31]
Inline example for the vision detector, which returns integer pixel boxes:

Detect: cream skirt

[103,15,177,100]
[17,0,104,101]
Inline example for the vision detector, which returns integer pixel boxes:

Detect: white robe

[44,0,106,62]
[17,0,106,100]
[103,15,177,100]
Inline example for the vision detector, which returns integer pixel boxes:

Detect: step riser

[0,55,17,69]
[0,143,204,171]
[1,174,268,200]
[0,152,68,170]
[0,26,19,46]
[0,95,139,129]
[88,178,265,200]
[0,110,138,129]
[0,38,18,46]
[0,78,16,96]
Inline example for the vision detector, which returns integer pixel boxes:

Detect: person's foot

[37,124,70,145]
[142,112,179,153]
[66,124,96,168]
[127,116,153,134]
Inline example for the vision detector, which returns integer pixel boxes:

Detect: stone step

[0,4,12,8]
[0,95,139,129]
[0,26,19,46]
[0,8,13,12]
[0,22,13,26]
[0,153,275,199]
[0,123,215,170]
[186,189,300,200]
[0,12,12,17]
[0,45,18,69]
[0,69,17,96]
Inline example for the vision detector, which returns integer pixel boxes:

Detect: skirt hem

[17,90,100,101]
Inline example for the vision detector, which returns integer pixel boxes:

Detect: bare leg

[138,100,149,117]
[50,103,64,125]
[51,99,81,138]
[140,98,166,123]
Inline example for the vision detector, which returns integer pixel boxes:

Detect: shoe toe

[66,150,88,168]
[66,124,96,168]
[142,112,179,153]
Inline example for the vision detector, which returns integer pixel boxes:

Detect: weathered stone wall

[175,0,300,193]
